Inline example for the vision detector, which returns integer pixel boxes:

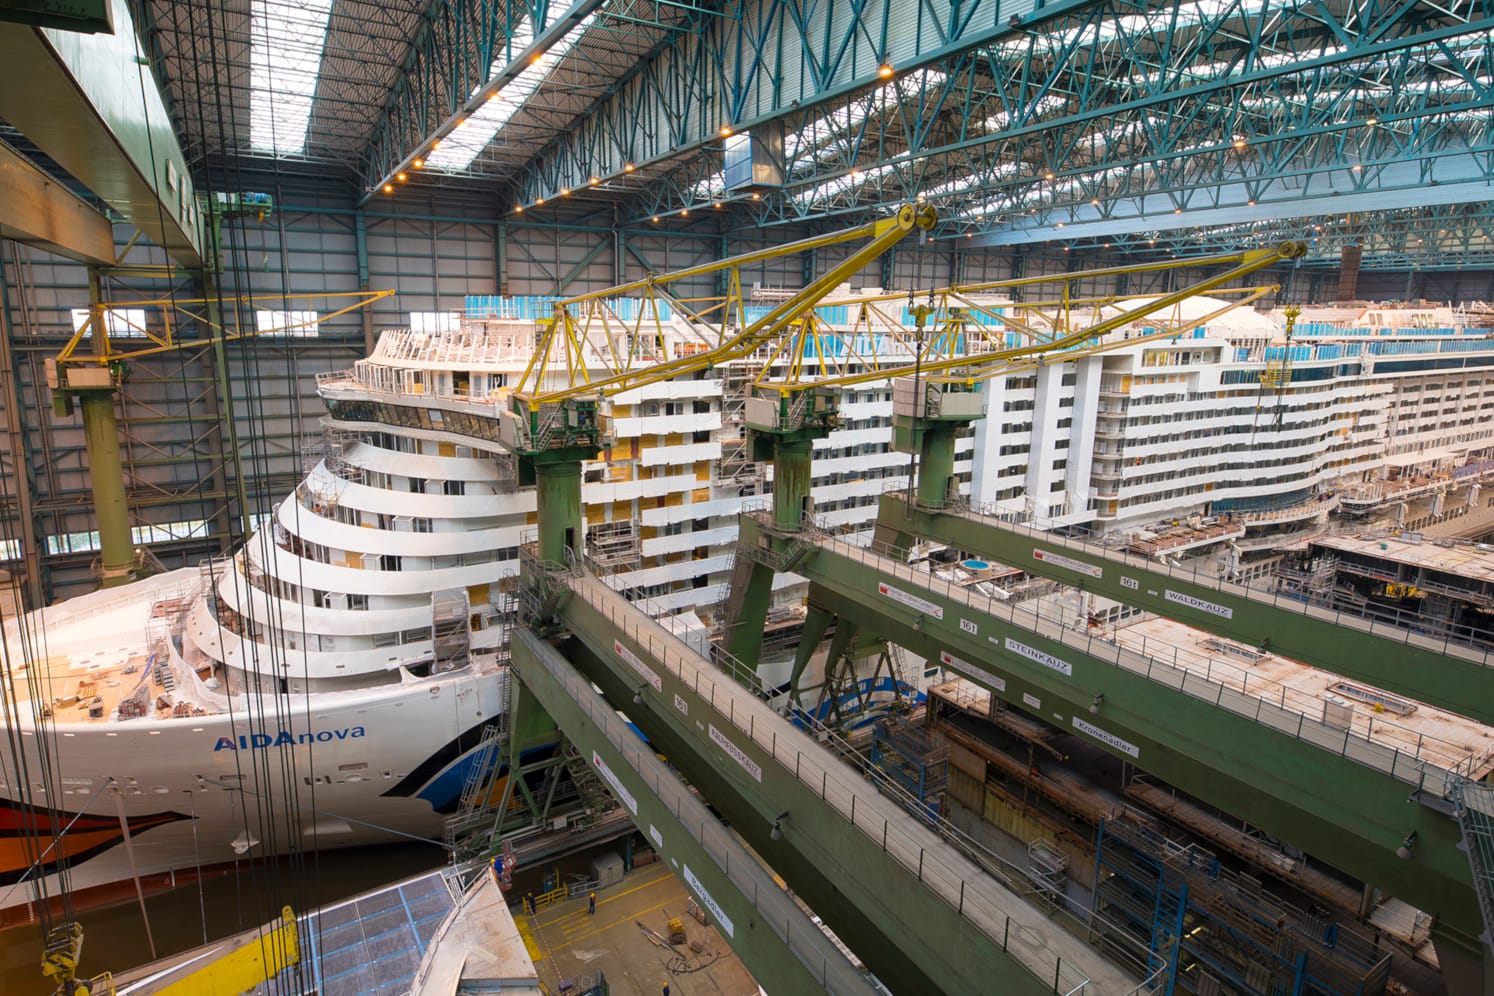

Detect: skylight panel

[427,13,598,172]
[249,0,335,154]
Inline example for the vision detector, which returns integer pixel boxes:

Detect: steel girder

[141,0,431,171]
[357,0,706,198]
[1063,203,1494,270]
[509,0,1492,269]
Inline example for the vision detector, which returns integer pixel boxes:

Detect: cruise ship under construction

[6,206,1494,996]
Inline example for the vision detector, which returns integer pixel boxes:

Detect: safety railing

[886,488,1494,671]
[563,576,1142,994]
[522,629,881,995]
[808,529,1492,795]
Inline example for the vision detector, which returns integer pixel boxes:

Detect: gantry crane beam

[757,516,1488,970]
[877,497,1494,729]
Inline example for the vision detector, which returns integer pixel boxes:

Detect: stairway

[560,743,614,826]
[1451,777,1494,957]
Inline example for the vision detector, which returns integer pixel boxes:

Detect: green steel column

[80,389,133,587]
[723,562,775,669]
[773,438,813,529]
[915,422,959,508]
[534,459,582,563]
[787,602,835,701]
[203,275,252,537]
[82,272,133,588]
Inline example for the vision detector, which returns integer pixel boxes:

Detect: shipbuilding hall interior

[3,1,1494,994]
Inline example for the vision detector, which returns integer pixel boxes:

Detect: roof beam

[358,0,606,203]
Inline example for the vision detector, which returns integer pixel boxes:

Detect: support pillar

[534,459,582,564]
[355,209,374,353]
[82,272,133,587]
[723,561,775,668]
[80,389,132,587]
[772,437,813,530]
[1432,922,1494,996]
[915,423,959,509]
[203,274,251,539]
[787,602,835,701]
[0,265,43,606]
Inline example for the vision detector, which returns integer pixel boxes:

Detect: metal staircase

[1451,777,1494,957]
[442,722,507,864]
[560,743,615,827]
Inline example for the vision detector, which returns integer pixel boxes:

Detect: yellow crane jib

[47,289,396,416]
[510,203,936,409]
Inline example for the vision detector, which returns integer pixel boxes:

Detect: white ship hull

[0,573,514,915]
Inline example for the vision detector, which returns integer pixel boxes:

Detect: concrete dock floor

[517,863,760,996]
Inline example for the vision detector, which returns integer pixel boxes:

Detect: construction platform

[514,862,759,995]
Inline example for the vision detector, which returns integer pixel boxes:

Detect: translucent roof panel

[427,13,598,172]
[249,0,336,154]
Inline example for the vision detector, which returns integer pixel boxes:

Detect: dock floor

[519,862,760,996]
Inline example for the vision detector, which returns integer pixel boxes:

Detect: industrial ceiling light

[589,176,600,186]
[516,205,524,213]
[652,215,660,222]
[770,811,789,841]
[1232,136,1247,149]
[632,686,646,706]
[751,192,761,200]
[1396,831,1417,860]
[878,62,895,79]
[561,187,571,196]
[625,162,636,172]
[382,183,393,193]
[1367,115,1379,126]
[720,125,733,137]
[681,208,689,216]
[413,158,424,169]
[1089,693,1105,715]
[396,172,408,182]
[1044,171,1055,180]
[537,196,545,205]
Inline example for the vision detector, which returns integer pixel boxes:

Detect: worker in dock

[525,892,535,916]
[588,891,596,915]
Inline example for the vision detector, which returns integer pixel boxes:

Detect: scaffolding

[430,587,471,673]
[869,715,949,821]
[1092,817,1392,996]
[584,518,640,570]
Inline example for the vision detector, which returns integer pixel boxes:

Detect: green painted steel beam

[550,574,1073,994]
[877,494,1494,727]
[510,628,880,996]
[793,538,1483,938]
[0,0,112,33]
[0,0,203,267]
